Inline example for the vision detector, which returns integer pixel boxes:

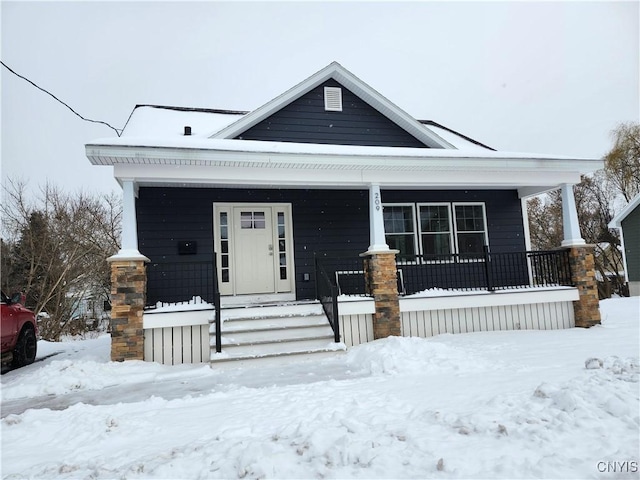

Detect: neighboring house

[609,193,640,296]
[86,62,603,365]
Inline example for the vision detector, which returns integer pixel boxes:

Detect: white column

[560,183,586,247]
[367,183,390,253]
[108,179,149,262]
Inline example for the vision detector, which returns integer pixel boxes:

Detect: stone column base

[362,250,401,339]
[109,259,147,361]
[567,245,601,328]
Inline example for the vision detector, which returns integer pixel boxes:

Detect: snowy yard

[1,297,638,479]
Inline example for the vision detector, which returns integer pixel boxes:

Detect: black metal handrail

[314,256,341,343]
[212,253,222,354]
[396,248,573,295]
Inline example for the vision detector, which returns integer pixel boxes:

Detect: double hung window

[383,205,417,256]
[384,202,488,259]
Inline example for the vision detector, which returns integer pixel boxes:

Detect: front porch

[129,246,591,365]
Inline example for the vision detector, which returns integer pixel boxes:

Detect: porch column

[567,245,601,328]
[107,179,150,362]
[363,184,401,339]
[560,183,586,247]
[368,183,390,252]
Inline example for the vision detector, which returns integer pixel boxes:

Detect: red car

[1,291,38,368]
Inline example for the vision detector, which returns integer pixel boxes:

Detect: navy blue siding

[236,80,428,148]
[137,187,525,303]
[137,187,369,303]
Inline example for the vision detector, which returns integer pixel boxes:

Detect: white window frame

[382,203,418,259]
[383,201,490,262]
[452,202,489,259]
[417,202,454,258]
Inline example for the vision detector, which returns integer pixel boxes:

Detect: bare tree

[605,122,640,202]
[1,179,121,340]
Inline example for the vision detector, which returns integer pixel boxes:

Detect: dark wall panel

[237,80,428,148]
[137,187,525,302]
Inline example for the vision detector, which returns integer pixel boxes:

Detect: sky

[1,1,638,198]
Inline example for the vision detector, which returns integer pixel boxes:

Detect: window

[453,203,487,256]
[383,205,416,256]
[277,212,287,280]
[219,212,230,282]
[384,202,488,258]
[419,204,452,258]
[240,211,266,229]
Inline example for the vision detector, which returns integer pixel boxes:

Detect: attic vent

[324,86,342,111]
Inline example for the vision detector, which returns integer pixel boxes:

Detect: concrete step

[210,347,346,368]
[215,335,337,358]
[209,301,344,367]
[213,323,334,344]
[210,314,329,334]
[221,302,324,320]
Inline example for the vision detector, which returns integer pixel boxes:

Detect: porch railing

[396,248,573,295]
[146,259,216,307]
[145,256,222,353]
[314,256,342,343]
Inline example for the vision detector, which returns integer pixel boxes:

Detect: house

[609,193,640,296]
[86,62,602,365]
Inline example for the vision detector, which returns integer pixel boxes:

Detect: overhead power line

[1,60,123,136]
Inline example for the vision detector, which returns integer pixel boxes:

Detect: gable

[235,79,429,148]
[213,62,453,148]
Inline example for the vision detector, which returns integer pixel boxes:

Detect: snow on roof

[120,104,476,150]
[121,105,246,138]
[87,134,590,162]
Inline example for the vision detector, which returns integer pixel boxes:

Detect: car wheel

[12,327,37,368]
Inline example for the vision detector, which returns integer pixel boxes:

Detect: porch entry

[214,203,295,298]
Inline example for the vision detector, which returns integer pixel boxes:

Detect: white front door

[234,208,275,294]
[214,203,294,299]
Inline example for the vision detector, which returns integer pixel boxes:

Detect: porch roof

[86,137,602,197]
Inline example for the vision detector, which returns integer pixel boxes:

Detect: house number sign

[374,192,381,211]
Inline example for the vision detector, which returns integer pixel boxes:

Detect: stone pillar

[567,245,601,328]
[109,259,147,361]
[363,251,401,339]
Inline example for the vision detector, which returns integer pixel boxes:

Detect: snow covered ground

[1,297,638,479]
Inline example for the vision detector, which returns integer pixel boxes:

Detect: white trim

[112,163,584,193]
[143,309,211,329]
[617,227,630,283]
[521,197,532,251]
[209,62,454,148]
[400,287,579,312]
[609,193,640,227]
